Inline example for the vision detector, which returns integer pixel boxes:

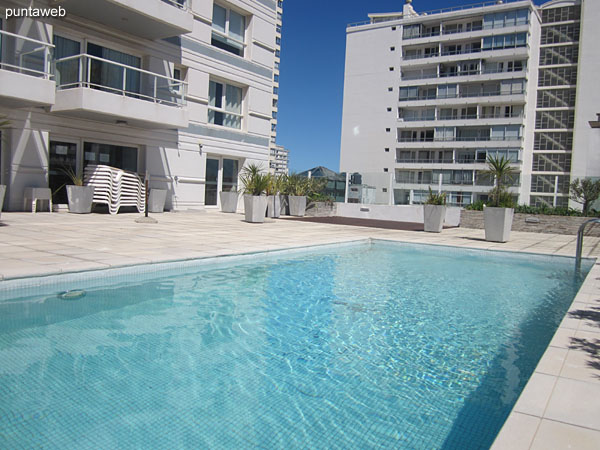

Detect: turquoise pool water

[0,241,592,449]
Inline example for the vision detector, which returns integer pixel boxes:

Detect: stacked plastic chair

[84,165,146,214]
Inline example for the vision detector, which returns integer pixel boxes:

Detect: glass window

[83,142,137,172]
[49,141,77,205]
[209,80,242,129]
[211,4,246,57]
[53,36,81,88]
[87,43,141,95]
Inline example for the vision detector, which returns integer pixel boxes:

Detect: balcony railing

[401,112,524,122]
[401,66,526,81]
[402,44,527,61]
[0,30,53,79]
[396,157,521,164]
[54,54,187,107]
[161,0,188,8]
[395,176,521,187]
[397,136,522,142]
[399,88,526,102]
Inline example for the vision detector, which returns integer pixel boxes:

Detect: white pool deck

[1,210,600,449]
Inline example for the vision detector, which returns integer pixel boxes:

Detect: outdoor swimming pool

[0,240,592,449]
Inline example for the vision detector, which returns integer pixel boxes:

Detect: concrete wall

[460,209,600,236]
[306,202,462,227]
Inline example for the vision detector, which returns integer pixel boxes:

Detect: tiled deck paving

[1,210,600,449]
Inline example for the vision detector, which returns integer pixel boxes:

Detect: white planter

[66,185,95,214]
[220,191,239,213]
[267,195,281,218]
[0,185,5,219]
[423,204,446,233]
[149,189,167,213]
[289,195,307,217]
[484,207,514,242]
[244,195,268,223]
[280,195,289,215]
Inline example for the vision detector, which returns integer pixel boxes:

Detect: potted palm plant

[265,174,282,218]
[286,173,309,217]
[63,166,95,214]
[240,164,269,223]
[423,187,446,233]
[484,156,516,242]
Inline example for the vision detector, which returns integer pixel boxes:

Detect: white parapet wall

[336,203,461,227]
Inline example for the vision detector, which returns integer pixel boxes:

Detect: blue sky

[277,0,543,173]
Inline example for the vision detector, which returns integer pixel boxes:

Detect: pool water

[0,241,592,449]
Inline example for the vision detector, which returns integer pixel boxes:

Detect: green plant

[570,178,600,216]
[424,187,446,205]
[61,166,84,186]
[239,164,269,196]
[0,116,9,128]
[486,156,516,208]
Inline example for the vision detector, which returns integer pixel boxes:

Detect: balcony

[0,30,55,107]
[51,54,188,129]
[56,0,193,40]
[401,66,527,82]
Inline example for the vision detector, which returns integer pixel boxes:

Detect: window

[541,24,580,44]
[383,168,388,172]
[385,148,390,152]
[534,132,572,151]
[536,88,576,108]
[483,33,527,50]
[541,6,581,23]
[275,49,280,58]
[483,9,529,29]
[538,67,578,86]
[273,86,278,94]
[390,46,395,51]
[389,67,394,71]
[276,37,281,46]
[53,35,81,87]
[274,74,279,83]
[539,45,578,66]
[83,142,138,172]
[212,4,245,57]
[208,80,243,129]
[535,110,575,129]
[87,43,141,96]
[532,153,571,172]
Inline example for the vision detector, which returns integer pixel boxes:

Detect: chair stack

[84,165,146,215]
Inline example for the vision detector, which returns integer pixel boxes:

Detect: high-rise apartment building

[340,0,600,208]
[0,0,280,211]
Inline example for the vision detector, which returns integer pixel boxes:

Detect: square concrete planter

[244,195,268,223]
[149,189,167,213]
[423,205,446,233]
[220,191,239,213]
[267,195,281,218]
[0,185,5,219]
[289,195,307,217]
[66,185,95,214]
[280,195,290,215]
[484,207,514,242]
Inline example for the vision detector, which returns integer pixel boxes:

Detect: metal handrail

[575,218,600,271]
[0,30,54,80]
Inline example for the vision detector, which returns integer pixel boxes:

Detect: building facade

[0,0,280,211]
[340,0,600,208]
[269,144,289,175]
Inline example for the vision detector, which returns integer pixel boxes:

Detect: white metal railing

[0,30,54,79]
[54,54,187,107]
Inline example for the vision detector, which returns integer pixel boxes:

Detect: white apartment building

[0,0,279,211]
[269,144,289,175]
[340,0,600,208]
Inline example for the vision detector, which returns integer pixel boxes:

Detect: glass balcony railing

[397,135,522,143]
[54,54,187,107]
[402,43,527,61]
[401,112,524,122]
[399,88,526,102]
[0,30,53,79]
[401,66,526,81]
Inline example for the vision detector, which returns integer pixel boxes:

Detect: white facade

[0,0,279,211]
[340,0,600,208]
[269,144,289,175]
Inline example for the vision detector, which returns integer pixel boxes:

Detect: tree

[486,156,516,207]
[570,178,600,216]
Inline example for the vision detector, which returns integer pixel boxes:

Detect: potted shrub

[63,167,95,214]
[219,188,239,213]
[484,156,516,242]
[240,164,269,223]
[423,187,446,233]
[265,174,282,218]
[286,173,309,217]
